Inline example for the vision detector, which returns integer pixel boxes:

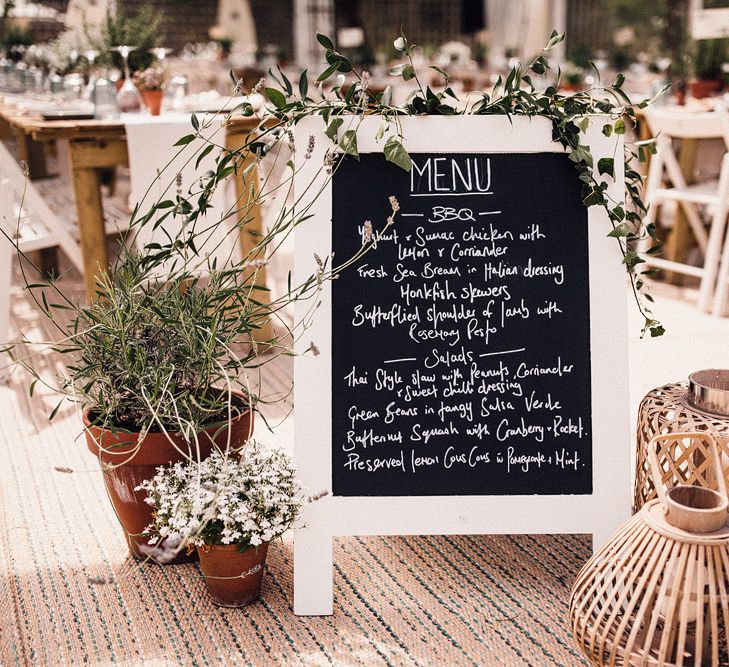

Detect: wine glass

[83,49,99,100]
[150,47,173,62]
[111,45,142,112]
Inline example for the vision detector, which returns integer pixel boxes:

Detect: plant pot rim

[82,388,251,435]
[198,542,269,554]
[83,388,254,464]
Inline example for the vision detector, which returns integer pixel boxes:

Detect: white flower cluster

[137,442,305,549]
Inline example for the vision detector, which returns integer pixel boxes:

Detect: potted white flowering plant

[138,442,305,607]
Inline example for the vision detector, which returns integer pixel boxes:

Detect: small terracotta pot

[84,391,253,564]
[689,78,723,99]
[197,543,269,607]
[142,89,163,115]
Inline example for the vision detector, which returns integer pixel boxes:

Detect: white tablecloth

[124,113,240,273]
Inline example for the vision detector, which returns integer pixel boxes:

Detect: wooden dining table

[0,105,273,339]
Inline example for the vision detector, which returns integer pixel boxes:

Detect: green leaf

[598,157,615,178]
[317,62,339,82]
[196,144,215,169]
[402,64,415,81]
[614,118,626,135]
[49,399,63,421]
[265,87,287,109]
[298,69,308,98]
[325,118,343,141]
[429,65,451,83]
[191,113,199,131]
[546,30,565,51]
[607,223,631,238]
[316,33,334,50]
[174,134,195,146]
[340,129,358,158]
[29,379,37,397]
[650,324,665,338]
[384,136,412,171]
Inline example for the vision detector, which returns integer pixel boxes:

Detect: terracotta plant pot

[84,392,253,564]
[689,78,722,99]
[197,543,269,607]
[142,89,163,116]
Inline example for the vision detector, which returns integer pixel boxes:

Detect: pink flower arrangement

[133,66,167,91]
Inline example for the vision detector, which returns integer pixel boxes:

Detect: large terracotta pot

[197,543,269,607]
[84,392,253,564]
[142,89,163,116]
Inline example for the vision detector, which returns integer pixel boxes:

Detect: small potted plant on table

[139,442,305,607]
[133,65,167,115]
[690,38,728,98]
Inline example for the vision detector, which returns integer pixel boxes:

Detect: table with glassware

[0,104,265,303]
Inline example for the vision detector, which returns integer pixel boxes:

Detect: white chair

[642,104,729,312]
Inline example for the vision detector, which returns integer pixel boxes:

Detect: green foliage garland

[256,30,665,337]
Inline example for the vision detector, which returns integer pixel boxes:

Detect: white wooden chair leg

[663,146,709,252]
[712,213,729,316]
[700,156,729,311]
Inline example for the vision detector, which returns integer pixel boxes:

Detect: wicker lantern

[570,432,729,667]
[635,370,729,513]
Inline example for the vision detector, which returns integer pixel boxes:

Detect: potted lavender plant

[138,442,305,607]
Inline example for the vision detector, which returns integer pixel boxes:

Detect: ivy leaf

[602,123,613,137]
[316,33,334,50]
[384,136,412,171]
[340,130,359,158]
[613,118,626,135]
[607,223,631,238]
[623,250,644,269]
[265,87,287,109]
[325,117,343,141]
[597,157,615,178]
[402,64,415,81]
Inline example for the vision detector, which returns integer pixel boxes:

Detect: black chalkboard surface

[331,152,591,497]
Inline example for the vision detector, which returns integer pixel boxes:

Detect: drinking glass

[93,78,120,120]
[83,49,99,100]
[112,45,142,112]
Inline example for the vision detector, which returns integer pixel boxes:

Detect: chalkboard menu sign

[293,116,630,616]
[331,152,591,496]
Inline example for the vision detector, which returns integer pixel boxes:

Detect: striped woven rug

[0,383,590,667]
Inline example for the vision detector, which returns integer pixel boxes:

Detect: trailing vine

[252,30,666,337]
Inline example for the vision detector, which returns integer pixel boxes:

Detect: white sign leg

[294,525,333,615]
